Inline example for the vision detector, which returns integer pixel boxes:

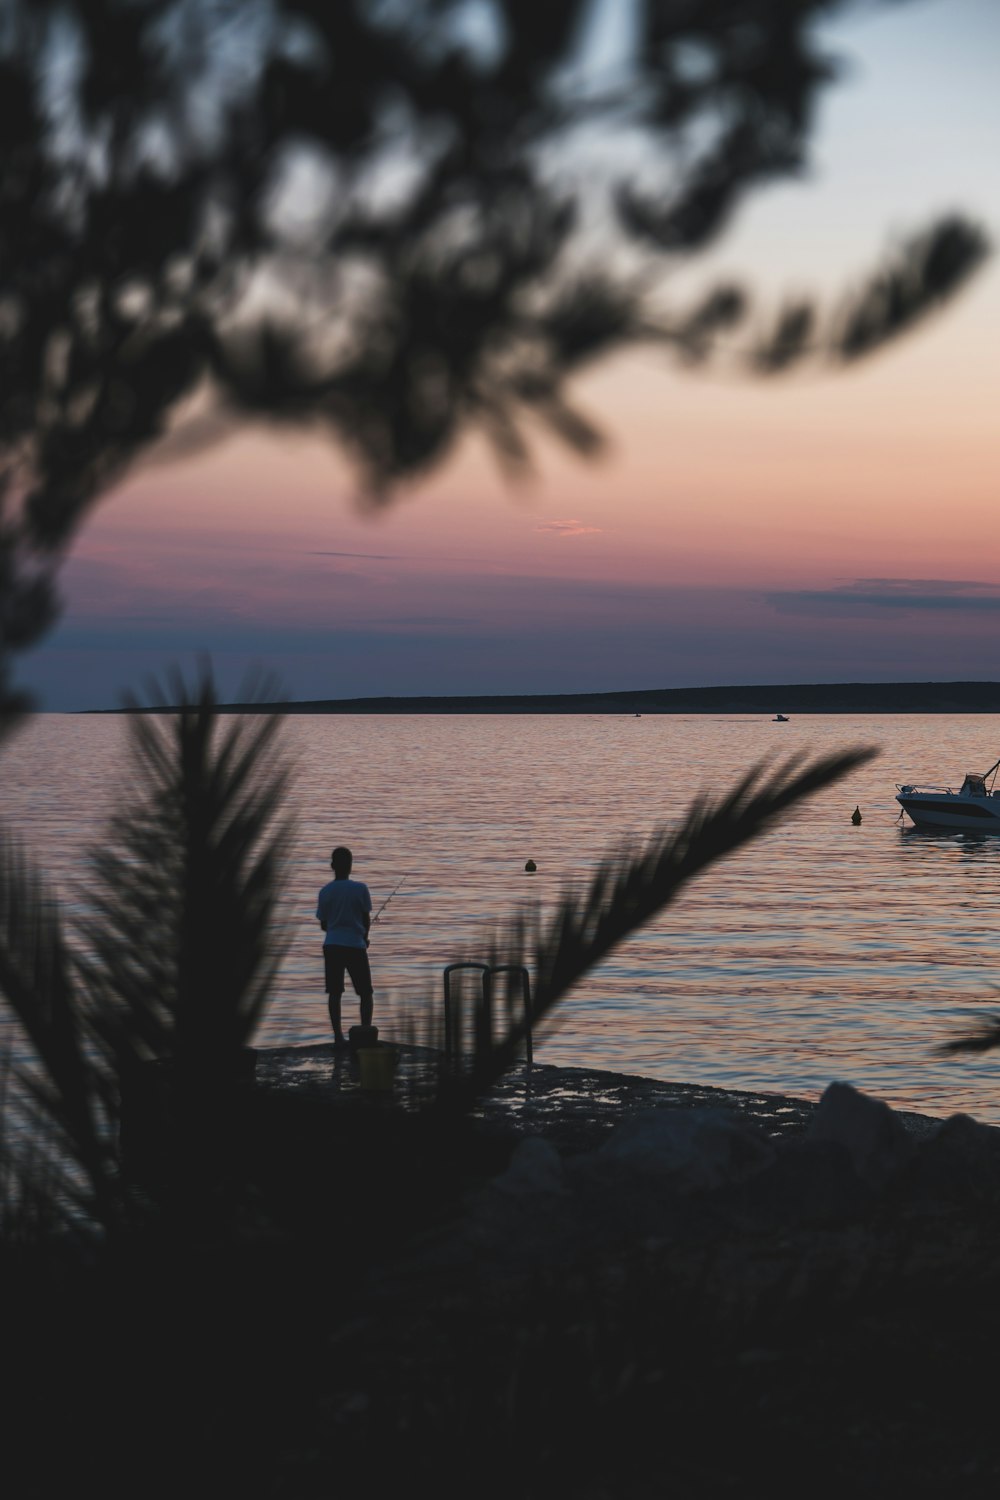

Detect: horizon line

[76,679,1000,715]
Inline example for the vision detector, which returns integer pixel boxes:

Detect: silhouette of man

[316,846,373,1048]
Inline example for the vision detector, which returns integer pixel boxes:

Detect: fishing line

[372,874,407,924]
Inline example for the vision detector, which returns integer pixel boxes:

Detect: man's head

[330,846,353,878]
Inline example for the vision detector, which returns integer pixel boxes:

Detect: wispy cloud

[354,615,476,629]
[308,549,401,560]
[534,518,603,538]
[767,578,1000,616]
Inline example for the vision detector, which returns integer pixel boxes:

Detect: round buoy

[524,859,537,873]
[851,806,862,825]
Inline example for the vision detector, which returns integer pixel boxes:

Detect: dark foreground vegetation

[8,1068,1000,1500]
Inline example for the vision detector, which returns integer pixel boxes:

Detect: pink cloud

[535,518,603,538]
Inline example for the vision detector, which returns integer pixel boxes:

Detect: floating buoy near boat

[852,806,862,825]
[524,859,537,873]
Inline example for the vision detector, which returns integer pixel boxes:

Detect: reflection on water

[5,712,1000,1121]
[899,824,1000,860]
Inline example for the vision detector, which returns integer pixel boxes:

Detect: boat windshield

[960,774,988,797]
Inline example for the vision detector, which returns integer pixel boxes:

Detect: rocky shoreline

[250,1046,1000,1495]
[255,1041,1000,1332]
[256,1039,949,1149]
[17,1044,999,1498]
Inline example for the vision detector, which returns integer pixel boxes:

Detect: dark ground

[250,1049,1000,1498]
[8,1048,1000,1498]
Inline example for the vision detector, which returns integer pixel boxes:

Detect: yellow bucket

[358,1046,399,1091]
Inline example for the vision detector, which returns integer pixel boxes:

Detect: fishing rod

[372,874,407,925]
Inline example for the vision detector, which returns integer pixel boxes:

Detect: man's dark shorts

[323,944,372,996]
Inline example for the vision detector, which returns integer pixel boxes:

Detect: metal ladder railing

[442,962,534,1067]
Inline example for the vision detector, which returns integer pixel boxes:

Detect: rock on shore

[425,1079,1000,1280]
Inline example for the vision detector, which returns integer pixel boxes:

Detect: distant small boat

[773,713,790,722]
[897,758,1000,831]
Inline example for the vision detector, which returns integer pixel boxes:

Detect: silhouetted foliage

[752,216,989,372]
[0,826,118,1228]
[940,1011,1000,1058]
[0,665,292,1230]
[0,0,990,722]
[441,745,876,1106]
[80,665,292,1078]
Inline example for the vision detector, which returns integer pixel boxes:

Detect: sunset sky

[24,0,1000,710]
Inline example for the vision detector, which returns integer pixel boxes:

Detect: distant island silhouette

[88,681,1000,714]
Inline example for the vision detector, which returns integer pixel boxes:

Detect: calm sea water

[6,712,1000,1122]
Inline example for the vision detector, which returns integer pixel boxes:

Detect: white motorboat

[896,759,1000,831]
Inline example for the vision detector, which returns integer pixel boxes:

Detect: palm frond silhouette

[0,665,293,1225]
[0,828,115,1228]
[939,1013,1000,1057]
[79,667,293,1082]
[440,748,876,1106]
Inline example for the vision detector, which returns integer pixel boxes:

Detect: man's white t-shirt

[316,878,372,948]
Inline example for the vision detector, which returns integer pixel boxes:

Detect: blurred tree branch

[0,0,991,723]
